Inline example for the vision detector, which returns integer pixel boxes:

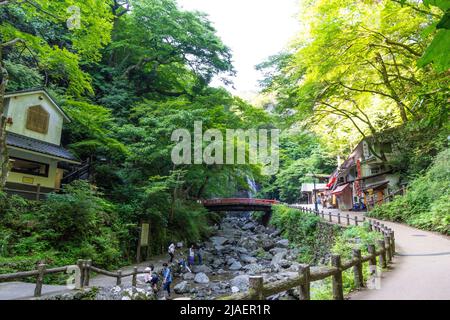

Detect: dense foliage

[312,223,384,300]
[368,148,450,235]
[0,0,262,267]
[0,181,121,276]
[270,205,340,264]
[0,0,448,274]
[259,0,449,232]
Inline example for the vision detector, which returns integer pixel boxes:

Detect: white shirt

[144,268,152,282]
[168,243,175,254]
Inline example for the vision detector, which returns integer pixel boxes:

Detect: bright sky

[178,0,300,95]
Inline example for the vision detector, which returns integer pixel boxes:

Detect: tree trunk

[0,46,10,190]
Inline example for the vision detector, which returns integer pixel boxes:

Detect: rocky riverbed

[46,214,326,300]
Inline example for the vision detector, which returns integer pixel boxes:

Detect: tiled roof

[6,132,79,162]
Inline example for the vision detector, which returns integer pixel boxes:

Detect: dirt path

[303,204,450,300]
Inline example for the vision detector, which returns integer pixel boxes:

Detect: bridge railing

[201,198,279,206]
[218,206,395,300]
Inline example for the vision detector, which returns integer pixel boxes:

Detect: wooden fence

[219,206,395,300]
[0,259,149,298]
[0,206,395,300]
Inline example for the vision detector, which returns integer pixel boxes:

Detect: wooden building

[3,88,80,199]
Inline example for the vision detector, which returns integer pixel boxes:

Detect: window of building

[380,142,392,154]
[26,105,49,134]
[370,166,382,175]
[10,157,49,177]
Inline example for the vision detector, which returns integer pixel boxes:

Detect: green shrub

[270,205,338,264]
[0,181,122,278]
[368,148,450,235]
[311,224,383,299]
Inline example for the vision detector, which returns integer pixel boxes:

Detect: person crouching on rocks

[178,257,191,273]
[162,263,172,298]
[144,265,159,293]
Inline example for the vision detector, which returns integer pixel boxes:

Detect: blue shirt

[163,268,172,283]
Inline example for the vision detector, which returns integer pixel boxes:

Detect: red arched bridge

[200,198,279,226]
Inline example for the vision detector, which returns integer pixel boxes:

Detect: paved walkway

[0,282,69,300]
[302,204,450,300]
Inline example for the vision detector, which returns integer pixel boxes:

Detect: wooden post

[146,221,152,260]
[84,260,91,287]
[355,216,359,226]
[77,259,85,288]
[328,212,332,222]
[117,270,122,286]
[385,235,392,263]
[352,249,364,289]
[321,210,324,219]
[390,231,395,254]
[337,212,341,224]
[249,276,264,300]
[367,244,377,268]
[36,184,41,201]
[378,240,387,268]
[346,214,350,226]
[331,255,344,300]
[136,223,142,263]
[34,263,46,297]
[368,220,373,231]
[132,267,138,287]
[362,217,366,223]
[298,264,310,300]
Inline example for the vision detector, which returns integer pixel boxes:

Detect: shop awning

[331,183,349,195]
[363,180,389,191]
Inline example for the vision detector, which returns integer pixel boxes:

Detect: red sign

[354,160,362,197]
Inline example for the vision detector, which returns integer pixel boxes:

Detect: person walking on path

[168,243,175,263]
[188,245,195,267]
[162,263,172,298]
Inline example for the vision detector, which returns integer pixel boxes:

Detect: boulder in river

[242,263,266,274]
[239,254,257,264]
[231,286,240,293]
[229,261,242,271]
[194,272,210,284]
[231,274,249,291]
[279,259,292,268]
[226,257,237,266]
[271,251,287,267]
[270,247,288,255]
[242,222,256,231]
[174,281,190,294]
[276,239,290,248]
[182,272,195,280]
[211,236,229,246]
[192,265,212,274]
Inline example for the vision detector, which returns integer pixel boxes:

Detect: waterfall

[246,176,258,199]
